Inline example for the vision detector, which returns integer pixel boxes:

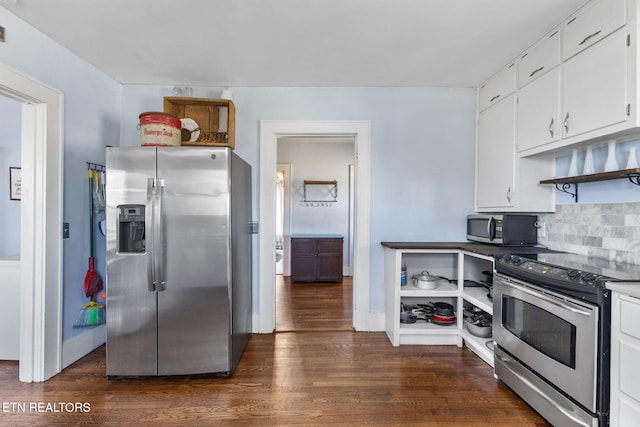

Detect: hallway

[276,275,353,332]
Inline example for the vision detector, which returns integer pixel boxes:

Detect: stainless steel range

[493,253,640,427]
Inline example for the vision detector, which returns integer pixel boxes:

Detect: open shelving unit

[540,168,640,202]
[302,180,338,202]
[384,247,495,366]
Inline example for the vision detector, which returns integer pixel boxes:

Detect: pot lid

[412,270,436,280]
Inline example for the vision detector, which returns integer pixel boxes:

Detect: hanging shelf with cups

[541,140,640,202]
[540,168,640,202]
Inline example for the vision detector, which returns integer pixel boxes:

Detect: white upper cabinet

[476,95,516,209]
[562,0,626,60]
[562,28,629,139]
[518,31,561,88]
[517,68,561,152]
[478,64,516,112]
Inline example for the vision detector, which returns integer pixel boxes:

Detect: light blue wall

[120,85,478,312]
[555,139,640,204]
[0,96,21,256]
[0,7,122,341]
[6,0,638,331]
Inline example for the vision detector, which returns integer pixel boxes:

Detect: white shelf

[461,287,493,314]
[400,320,458,333]
[400,280,458,297]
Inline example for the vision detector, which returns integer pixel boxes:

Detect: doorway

[275,137,355,331]
[258,120,371,334]
[0,95,22,361]
[0,63,64,382]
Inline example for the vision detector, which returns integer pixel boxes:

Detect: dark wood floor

[0,275,549,426]
[276,274,353,331]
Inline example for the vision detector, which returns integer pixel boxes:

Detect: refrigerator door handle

[156,178,167,292]
[146,178,157,292]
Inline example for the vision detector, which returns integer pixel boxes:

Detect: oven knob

[568,270,582,280]
[582,272,597,282]
[510,255,522,264]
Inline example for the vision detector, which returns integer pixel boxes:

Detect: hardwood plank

[0,275,549,425]
[0,333,548,426]
[276,275,353,332]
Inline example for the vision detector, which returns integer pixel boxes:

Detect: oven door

[493,273,599,413]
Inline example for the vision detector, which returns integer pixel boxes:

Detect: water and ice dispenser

[117,205,145,253]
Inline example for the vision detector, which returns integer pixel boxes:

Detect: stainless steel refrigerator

[105,147,252,377]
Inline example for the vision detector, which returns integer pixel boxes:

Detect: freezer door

[230,151,252,371]
[106,147,158,376]
[156,147,232,375]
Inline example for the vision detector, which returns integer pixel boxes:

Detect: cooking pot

[464,312,492,337]
[412,270,439,290]
[465,318,492,337]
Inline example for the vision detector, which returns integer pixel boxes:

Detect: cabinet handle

[578,30,602,46]
[548,118,554,137]
[490,94,501,103]
[564,112,570,133]
[529,66,544,78]
[506,187,512,204]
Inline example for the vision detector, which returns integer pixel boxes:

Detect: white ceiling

[1,0,590,87]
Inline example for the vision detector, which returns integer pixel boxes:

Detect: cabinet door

[517,68,561,152]
[562,29,628,139]
[562,0,626,60]
[316,238,343,281]
[290,238,317,281]
[518,30,560,88]
[476,95,516,209]
[478,64,516,112]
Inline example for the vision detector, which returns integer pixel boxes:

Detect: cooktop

[495,252,640,303]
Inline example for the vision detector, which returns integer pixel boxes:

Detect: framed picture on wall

[9,167,21,201]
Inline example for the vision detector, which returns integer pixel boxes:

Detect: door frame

[276,163,292,276]
[0,63,64,382]
[258,120,371,333]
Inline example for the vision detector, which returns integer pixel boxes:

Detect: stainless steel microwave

[466,214,538,246]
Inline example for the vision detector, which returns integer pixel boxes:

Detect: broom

[74,167,106,327]
[84,169,104,297]
[73,298,106,327]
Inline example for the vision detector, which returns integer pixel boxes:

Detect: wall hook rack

[86,162,105,172]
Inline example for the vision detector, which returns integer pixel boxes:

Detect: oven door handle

[498,276,593,317]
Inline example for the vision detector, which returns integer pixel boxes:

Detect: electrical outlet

[63,222,70,239]
[538,222,546,238]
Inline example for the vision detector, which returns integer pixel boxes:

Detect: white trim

[62,325,106,369]
[258,120,371,333]
[276,163,292,276]
[0,63,64,382]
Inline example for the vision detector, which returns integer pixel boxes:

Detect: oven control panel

[496,254,609,286]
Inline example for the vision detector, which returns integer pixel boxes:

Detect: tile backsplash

[538,202,640,264]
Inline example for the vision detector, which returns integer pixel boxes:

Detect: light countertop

[606,281,640,299]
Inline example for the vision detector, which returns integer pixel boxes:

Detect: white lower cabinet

[384,247,494,366]
[610,291,640,426]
